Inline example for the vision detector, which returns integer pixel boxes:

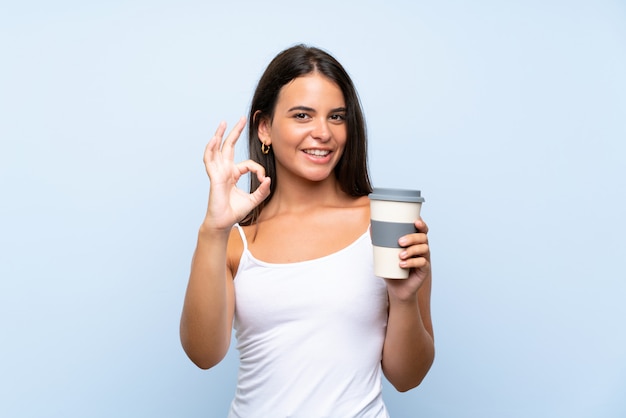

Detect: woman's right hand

[202,117,271,230]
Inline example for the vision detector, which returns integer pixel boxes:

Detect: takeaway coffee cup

[369,188,425,279]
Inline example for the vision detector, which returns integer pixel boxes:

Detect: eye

[294,112,310,120]
[330,113,346,122]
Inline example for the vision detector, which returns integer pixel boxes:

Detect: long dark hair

[240,44,372,225]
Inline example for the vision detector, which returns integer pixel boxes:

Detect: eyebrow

[287,106,347,113]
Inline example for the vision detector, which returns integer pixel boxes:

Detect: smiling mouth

[303,149,331,157]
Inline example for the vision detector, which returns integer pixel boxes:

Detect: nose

[311,118,331,142]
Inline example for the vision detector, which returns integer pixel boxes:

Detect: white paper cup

[369,188,424,279]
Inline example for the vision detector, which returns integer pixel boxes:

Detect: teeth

[304,149,330,156]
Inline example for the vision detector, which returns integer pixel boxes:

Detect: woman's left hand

[384,219,431,301]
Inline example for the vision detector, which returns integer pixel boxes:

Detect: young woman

[180,44,434,417]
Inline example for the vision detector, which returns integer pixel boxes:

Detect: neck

[263,175,349,216]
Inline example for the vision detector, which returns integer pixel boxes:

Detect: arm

[180,226,235,369]
[381,219,435,391]
[180,118,270,369]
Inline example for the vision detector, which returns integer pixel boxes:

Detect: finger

[214,120,227,138]
[399,243,430,261]
[249,176,272,206]
[400,256,430,270]
[235,159,267,180]
[415,218,429,234]
[204,121,227,164]
[398,231,428,247]
[221,116,247,161]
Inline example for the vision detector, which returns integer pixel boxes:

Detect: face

[258,72,347,184]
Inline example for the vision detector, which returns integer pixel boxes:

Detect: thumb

[249,176,271,206]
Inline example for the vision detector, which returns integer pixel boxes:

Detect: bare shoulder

[328,193,370,219]
[329,194,370,224]
[348,194,370,211]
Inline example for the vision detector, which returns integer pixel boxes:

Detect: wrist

[387,291,420,306]
[198,221,232,239]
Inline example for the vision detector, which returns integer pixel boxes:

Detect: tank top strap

[234,223,248,252]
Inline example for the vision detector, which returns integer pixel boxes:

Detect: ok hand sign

[202,117,271,230]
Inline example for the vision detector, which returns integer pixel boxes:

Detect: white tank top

[228,225,390,418]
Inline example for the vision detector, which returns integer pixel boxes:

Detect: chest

[233,235,388,334]
[245,209,370,264]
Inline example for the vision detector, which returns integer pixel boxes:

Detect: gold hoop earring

[261,143,270,155]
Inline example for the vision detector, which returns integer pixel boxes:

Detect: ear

[255,111,272,146]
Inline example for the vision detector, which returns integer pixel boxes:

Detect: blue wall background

[1,1,625,417]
